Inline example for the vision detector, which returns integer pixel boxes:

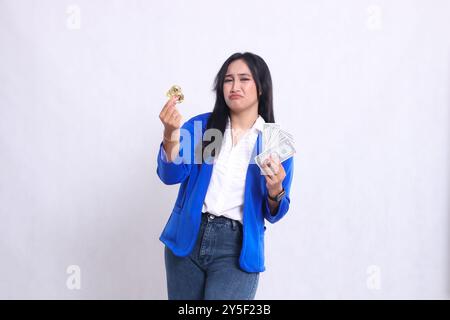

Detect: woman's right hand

[159,95,183,140]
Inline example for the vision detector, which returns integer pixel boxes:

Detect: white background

[0,0,449,299]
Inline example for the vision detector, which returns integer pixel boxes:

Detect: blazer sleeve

[262,157,294,223]
[156,121,193,185]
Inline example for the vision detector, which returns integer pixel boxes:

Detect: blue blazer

[156,112,294,272]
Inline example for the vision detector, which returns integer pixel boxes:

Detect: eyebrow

[224,73,252,77]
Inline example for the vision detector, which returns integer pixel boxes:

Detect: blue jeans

[164,212,260,300]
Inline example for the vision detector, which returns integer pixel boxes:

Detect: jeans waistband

[201,212,241,231]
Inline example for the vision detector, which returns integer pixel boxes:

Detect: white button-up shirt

[202,115,265,224]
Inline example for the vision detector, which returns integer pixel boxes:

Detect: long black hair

[199,52,275,158]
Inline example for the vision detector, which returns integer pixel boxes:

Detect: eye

[224,79,232,82]
[240,78,250,81]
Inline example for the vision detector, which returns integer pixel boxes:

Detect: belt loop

[231,219,237,231]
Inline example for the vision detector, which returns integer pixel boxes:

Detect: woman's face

[223,59,259,114]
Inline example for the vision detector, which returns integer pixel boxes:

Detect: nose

[230,79,241,93]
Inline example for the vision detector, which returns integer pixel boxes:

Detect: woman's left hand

[261,153,286,198]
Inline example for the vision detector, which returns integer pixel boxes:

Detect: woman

[157,52,294,300]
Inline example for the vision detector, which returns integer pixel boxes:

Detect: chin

[227,101,246,111]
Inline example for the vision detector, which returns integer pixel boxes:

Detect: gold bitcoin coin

[166,85,184,103]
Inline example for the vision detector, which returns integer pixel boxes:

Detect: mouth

[229,95,243,100]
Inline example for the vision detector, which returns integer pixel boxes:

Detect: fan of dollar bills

[255,123,296,172]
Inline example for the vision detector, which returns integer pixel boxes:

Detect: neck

[229,106,259,131]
